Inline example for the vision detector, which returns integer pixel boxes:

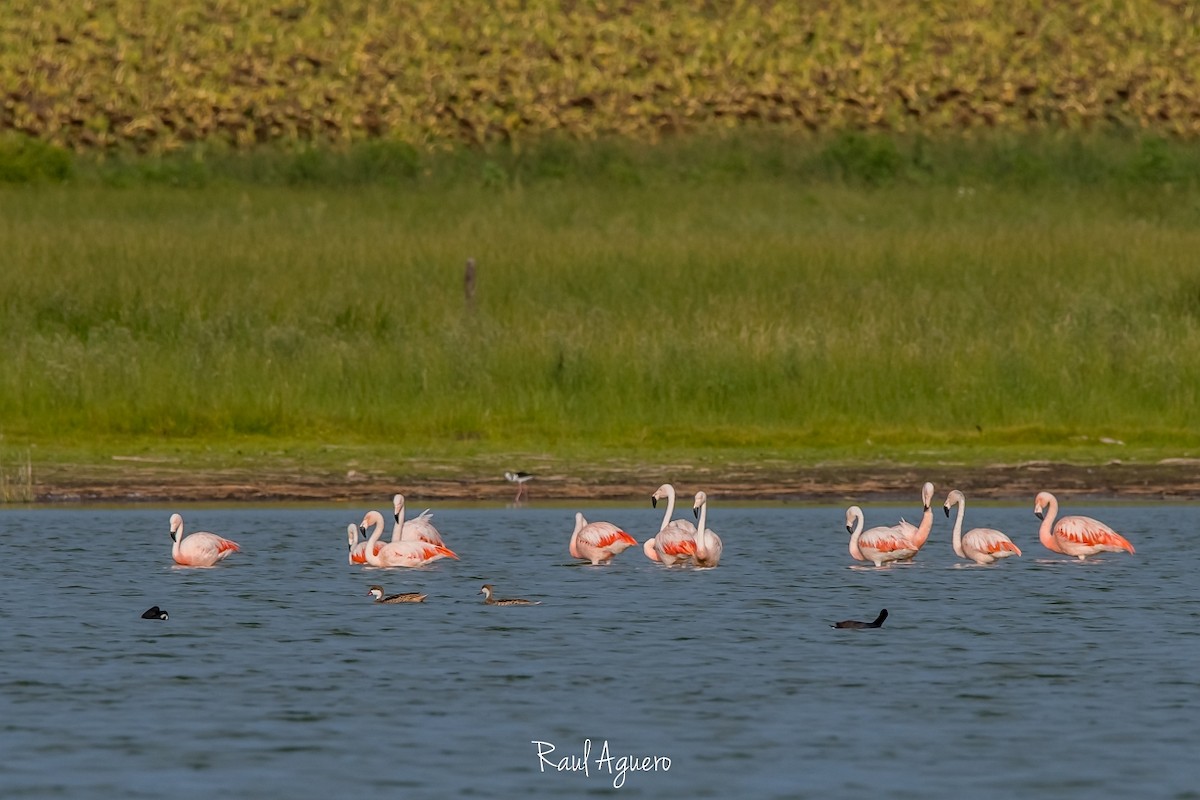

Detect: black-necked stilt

[504,471,533,502]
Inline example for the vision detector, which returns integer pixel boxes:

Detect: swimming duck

[141,606,169,620]
[480,584,540,606]
[366,584,427,604]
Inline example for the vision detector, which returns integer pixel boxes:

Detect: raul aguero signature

[532,738,672,788]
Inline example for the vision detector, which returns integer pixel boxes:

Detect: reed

[2,135,1199,466]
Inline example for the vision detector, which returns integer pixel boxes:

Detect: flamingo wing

[665,519,697,536]
[581,523,637,549]
[401,517,444,545]
[349,540,384,564]
[215,537,240,555]
[657,534,696,559]
[376,540,458,566]
[963,528,1022,561]
[657,523,696,553]
[178,532,240,566]
[1056,516,1135,553]
[659,538,697,558]
[858,526,918,562]
[418,542,458,560]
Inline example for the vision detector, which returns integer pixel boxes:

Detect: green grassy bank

[2,134,1199,489]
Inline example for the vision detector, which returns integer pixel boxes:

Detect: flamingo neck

[949,499,966,558]
[391,500,406,544]
[659,488,676,533]
[643,538,661,561]
[171,523,184,560]
[364,514,386,565]
[913,504,933,548]
[1038,496,1063,552]
[848,511,865,561]
[694,502,709,559]
[569,513,585,558]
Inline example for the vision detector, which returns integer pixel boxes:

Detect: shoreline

[20,459,1200,505]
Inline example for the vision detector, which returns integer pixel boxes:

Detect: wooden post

[464,257,477,310]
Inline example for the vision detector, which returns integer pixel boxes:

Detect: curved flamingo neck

[1038,494,1063,552]
[913,504,934,548]
[658,486,677,533]
[948,498,966,558]
[848,509,865,561]
[694,500,709,559]
[364,513,387,565]
[171,522,184,561]
[391,499,406,543]
[643,538,660,561]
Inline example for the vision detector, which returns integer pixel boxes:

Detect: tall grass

[2,134,1199,460]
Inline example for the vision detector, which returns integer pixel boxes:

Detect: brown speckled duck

[367,584,427,604]
[480,584,540,606]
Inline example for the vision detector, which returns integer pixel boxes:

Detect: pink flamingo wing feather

[1057,516,1135,553]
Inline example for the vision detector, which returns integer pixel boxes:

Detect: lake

[1,501,1196,799]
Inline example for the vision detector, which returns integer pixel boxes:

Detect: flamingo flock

[164,484,1138,594]
[841,483,1134,567]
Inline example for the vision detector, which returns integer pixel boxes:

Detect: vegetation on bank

[2,1,1199,490]
[2,134,1198,477]
[2,1,1199,155]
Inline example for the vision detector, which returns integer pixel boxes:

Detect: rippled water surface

[1,502,1198,799]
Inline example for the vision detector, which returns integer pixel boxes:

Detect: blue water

[1,502,1197,799]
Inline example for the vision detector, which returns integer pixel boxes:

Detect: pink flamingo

[645,483,697,565]
[845,506,918,566]
[943,489,1022,565]
[1034,491,1135,560]
[690,491,724,568]
[360,510,458,568]
[169,513,240,567]
[390,493,445,546]
[347,523,384,565]
[569,512,638,565]
[894,482,936,556]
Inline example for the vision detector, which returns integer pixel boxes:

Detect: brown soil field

[28,457,1200,505]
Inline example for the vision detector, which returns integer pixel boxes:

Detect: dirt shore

[23,457,1200,504]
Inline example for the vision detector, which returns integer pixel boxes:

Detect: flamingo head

[693,491,708,517]
[921,482,935,510]
[845,505,863,533]
[651,484,674,508]
[572,512,587,534]
[346,523,360,549]
[360,510,384,535]
[392,493,405,520]
[169,513,183,542]
[943,489,964,517]
[366,585,384,600]
[1033,491,1053,519]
